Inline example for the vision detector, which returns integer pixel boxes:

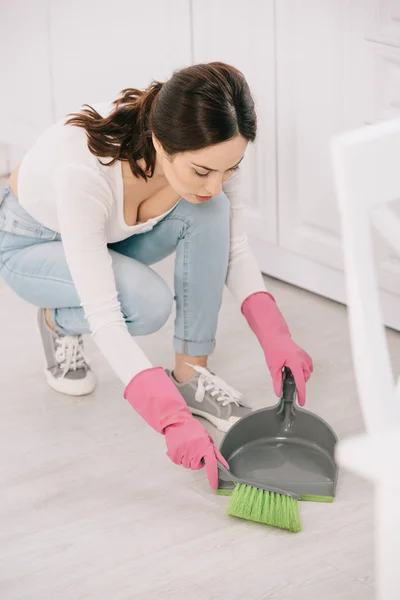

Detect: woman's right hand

[124,366,229,489]
[164,419,228,489]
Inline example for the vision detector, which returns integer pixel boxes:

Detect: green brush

[217,462,302,533]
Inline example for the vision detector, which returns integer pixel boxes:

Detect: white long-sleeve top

[17,102,267,385]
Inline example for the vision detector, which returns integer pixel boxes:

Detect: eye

[194,165,241,178]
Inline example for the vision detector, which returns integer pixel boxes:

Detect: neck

[122,156,165,182]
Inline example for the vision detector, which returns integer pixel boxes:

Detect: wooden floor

[1,255,399,600]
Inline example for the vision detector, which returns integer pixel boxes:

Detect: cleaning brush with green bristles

[217,461,302,533]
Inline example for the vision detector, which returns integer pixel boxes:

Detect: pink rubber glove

[241,292,313,406]
[124,367,229,489]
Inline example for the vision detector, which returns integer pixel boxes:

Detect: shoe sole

[190,407,240,433]
[45,369,96,396]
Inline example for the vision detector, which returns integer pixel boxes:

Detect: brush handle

[216,461,301,500]
[217,461,236,483]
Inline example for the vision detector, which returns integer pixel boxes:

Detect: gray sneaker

[166,364,252,432]
[37,309,96,396]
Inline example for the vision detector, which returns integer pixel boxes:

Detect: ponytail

[66,80,164,180]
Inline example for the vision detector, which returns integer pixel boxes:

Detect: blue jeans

[0,187,230,356]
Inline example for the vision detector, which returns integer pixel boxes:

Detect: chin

[182,195,199,204]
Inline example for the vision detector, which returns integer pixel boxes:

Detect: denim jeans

[0,187,231,356]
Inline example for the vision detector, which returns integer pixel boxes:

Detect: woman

[0,62,313,489]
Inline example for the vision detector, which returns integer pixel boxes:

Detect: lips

[196,195,213,202]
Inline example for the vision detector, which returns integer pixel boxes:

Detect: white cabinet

[191,0,277,246]
[364,2,400,305]
[191,0,400,330]
[250,0,400,330]
[275,0,370,272]
[48,0,192,119]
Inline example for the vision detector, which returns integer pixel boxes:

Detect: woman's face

[152,135,248,204]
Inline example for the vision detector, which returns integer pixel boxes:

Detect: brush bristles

[227,484,302,533]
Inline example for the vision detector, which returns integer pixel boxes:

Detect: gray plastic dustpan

[218,368,338,501]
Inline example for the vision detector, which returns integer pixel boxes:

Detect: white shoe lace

[186,363,246,407]
[55,335,88,377]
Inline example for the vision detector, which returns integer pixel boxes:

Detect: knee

[179,191,230,229]
[194,192,231,251]
[183,192,231,243]
[124,279,173,336]
[201,192,230,227]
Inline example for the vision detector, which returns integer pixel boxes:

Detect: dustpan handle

[281,367,297,403]
[277,367,297,429]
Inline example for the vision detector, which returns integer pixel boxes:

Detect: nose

[205,177,223,196]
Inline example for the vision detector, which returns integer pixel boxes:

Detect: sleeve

[53,163,153,386]
[222,168,267,304]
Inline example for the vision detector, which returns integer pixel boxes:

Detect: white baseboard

[250,236,400,332]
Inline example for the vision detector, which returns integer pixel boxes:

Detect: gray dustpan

[217,368,338,502]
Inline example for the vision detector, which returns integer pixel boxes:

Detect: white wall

[48,0,192,119]
[0,0,54,152]
[0,0,192,167]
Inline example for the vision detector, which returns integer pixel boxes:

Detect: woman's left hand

[241,291,313,407]
[263,336,313,407]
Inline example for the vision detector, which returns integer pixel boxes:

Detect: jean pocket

[0,210,58,242]
[0,187,8,225]
[0,191,58,241]
[2,215,57,240]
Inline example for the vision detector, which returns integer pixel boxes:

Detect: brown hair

[66,62,257,181]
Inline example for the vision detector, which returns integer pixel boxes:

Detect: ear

[152,133,163,154]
